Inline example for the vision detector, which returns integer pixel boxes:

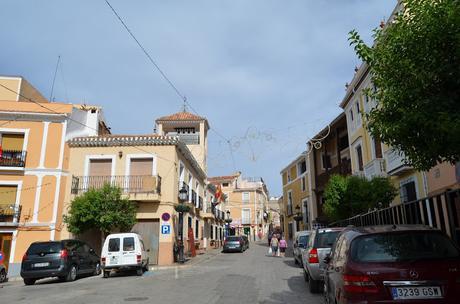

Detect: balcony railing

[316,159,352,189]
[0,203,21,223]
[168,133,200,145]
[364,158,386,179]
[384,148,411,175]
[71,175,161,195]
[0,150,26,168]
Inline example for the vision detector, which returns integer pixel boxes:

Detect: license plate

[33,262,49,268]
[392,286,442,300]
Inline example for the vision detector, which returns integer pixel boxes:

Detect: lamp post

[177,186,189,263]
[224,210,232,238]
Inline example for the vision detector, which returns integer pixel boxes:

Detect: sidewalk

[148,246,222,270]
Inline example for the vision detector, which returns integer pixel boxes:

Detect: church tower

[155,110,209,173]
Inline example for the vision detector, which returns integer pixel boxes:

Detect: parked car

[101,233,149,278]
[223,236,248,253]
[324,225,460,304]
[0,263,7,283]
[21,239,100,285]
[302,227,344,293]
[293,230,311,266]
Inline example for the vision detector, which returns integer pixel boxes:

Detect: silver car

[302,227,344,293]
[293,230,311,266]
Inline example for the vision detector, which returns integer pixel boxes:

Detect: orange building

[0,76,108,277]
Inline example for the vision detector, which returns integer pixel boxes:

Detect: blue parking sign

[161,225,171,234]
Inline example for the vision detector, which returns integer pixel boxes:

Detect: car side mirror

[323,254,331,264]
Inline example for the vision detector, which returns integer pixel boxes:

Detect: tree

[323,175,397,222]
[64,184,137,236]
[348,0,460,171]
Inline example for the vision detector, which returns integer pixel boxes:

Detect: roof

[68,134,207,180]
[280,151,307,174]
[208,173,240,183]
[307,112,346,146]
[156,111,208,124]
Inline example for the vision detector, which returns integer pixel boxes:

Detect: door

[132,220,159,265]
[106,237,122,267]
[121,236,137,265]
[76,241,91,273]
[0,234,12,271]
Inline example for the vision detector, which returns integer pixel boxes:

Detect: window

[123,237,135,251]
[108,238,120,252]
[210,225,214,239]
[242,209,251,224]
[287,170,291,182]
[222,182,229,187]
[287,191,293,206]
[301,176,306,192]
[188,216,192,229]
[349,109,354,121]
[195,219,199,239]
[321,153,331,170]
[356,101,360,115]
[400,180,417,203]
[356,145,364,171]
[297,160,307,175]
[242,192,250,202]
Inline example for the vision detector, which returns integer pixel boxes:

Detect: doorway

[0,233,12,271]
[131,220,159,265]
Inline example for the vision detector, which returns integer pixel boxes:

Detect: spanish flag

[215,184,223,204]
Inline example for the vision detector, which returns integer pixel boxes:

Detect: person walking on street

[279,237,287,257]
[268,232,273,247]
[270,236,279,257]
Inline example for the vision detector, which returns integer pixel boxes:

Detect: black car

[21,239,100,285]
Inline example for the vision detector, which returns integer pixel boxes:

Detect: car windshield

[226,236,240,242]
[314,231,341,248]
[351,231,460,263]
[298,235,309,247]
[28,242,62,254]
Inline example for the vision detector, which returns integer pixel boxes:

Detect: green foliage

[64,184,137,235]
[324,175,397,222]
[349,0,460,171]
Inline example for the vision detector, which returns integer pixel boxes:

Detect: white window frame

[399,175,419,203]
[242,192,250,202]
[0,128,30,171]
[84,155,116,177]
[242,208,251,225]
[0,180,22,225]
[301,176,306,192]
[125,153,157,177]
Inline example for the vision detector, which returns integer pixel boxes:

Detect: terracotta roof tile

[156,111,206,122]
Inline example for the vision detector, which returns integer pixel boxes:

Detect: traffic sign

[161,212,171,222]
[161,224,171,234]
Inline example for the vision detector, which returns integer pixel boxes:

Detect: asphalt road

[0,242,322,304]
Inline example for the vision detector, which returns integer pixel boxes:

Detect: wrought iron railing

[71,175,161,195]
[329,189,460,246]
[0,150,26,167]
[0,203,21,223]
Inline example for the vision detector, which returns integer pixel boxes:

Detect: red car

[324,225,460,304]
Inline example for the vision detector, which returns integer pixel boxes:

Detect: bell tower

[155,110,209,173]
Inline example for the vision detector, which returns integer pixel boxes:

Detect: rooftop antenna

[182,96,187,112]
[49,55,61,102]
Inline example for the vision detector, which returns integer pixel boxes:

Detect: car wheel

[0,269,6,283]
[136,267,143,276]
[303,270,309,282]
[93,262,101,276]
[23,278,36,285]
[308,275,321,293]
[103,270,110,278]
[66,265,77,282]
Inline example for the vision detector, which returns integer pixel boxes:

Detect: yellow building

[63,111,224,266]
[280,152,310,240]
[0,76,109,277]
[340,64,427,204]
[208,172,269,241]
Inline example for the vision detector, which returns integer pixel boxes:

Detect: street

[0,242,321,304]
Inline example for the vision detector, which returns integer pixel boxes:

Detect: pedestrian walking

[268,232,273,247]
[279,237,287,257]
[270,236,279,257]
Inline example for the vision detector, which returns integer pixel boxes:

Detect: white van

[101,233,149,278]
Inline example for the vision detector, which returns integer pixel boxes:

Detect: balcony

[316,159,352,190]
[384,149,412,176]
[0,203,21,225]
[169,133,200,145]
[364,158,386,179]
[71,175,161,202]
[0,150,27,169]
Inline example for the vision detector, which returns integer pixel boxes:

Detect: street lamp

[177,186,189,263]
[224,210,232,238]
[293,205,303,232]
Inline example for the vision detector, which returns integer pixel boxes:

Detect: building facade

[0,76,108,277]
[208,173,269,241]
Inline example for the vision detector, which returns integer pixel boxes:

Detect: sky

[0,0,396,196]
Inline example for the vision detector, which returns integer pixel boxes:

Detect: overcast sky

[1,0,396,196]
